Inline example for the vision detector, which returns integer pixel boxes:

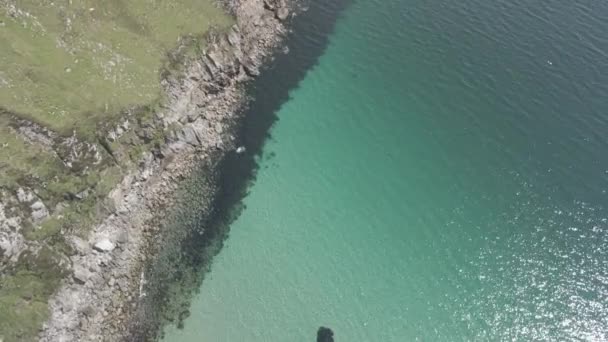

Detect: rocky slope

[34,0,298,341]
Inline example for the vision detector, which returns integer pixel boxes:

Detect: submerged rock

[317,327,334,342]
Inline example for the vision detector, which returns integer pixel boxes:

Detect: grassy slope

[0,0,232,134]
[0,1,233,341]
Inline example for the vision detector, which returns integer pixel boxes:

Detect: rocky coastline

[38,0,299,340]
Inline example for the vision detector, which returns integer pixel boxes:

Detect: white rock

[0,230,25,261]
[73,265,90,284]
[93,239,115,252]
[30,200,49,222]
[16,187,34,203]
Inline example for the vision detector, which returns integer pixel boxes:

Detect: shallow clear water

[163,0,608,340]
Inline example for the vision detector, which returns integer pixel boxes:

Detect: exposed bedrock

[38,0,299,341]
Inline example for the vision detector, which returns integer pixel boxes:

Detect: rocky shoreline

[39,0,299,340]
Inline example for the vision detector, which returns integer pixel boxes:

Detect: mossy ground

[0,1,233,340]
[0,247,69,342]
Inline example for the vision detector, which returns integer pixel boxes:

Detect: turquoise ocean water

[163,0,608,340]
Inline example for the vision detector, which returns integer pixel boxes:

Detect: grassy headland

[0,1,232,340]
[0,0,232,134]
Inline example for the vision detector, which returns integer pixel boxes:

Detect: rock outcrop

[0,201,24,267]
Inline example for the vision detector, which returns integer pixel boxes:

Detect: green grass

[0,247,69,342]
[0,114,106,210]
[0,0,233,136]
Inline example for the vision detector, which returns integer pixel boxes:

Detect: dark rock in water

[317,327,334,342]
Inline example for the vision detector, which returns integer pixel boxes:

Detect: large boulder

[178,126,200,146]
[93,238,115,253]
[73,265,90,284]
